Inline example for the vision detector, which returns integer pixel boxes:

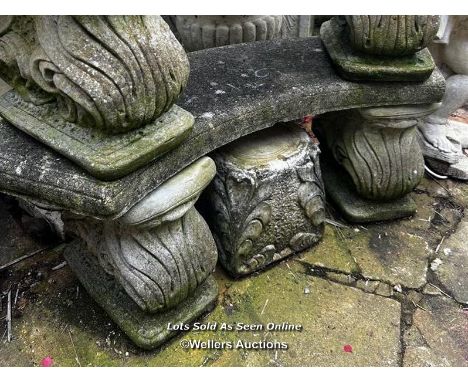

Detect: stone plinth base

[64,239,218,350]
[320,18,436,82]
[0,90,194,181]
[203,123,325,276]
[320,153,416,223]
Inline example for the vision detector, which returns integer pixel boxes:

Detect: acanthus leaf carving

[66,207,217,314]
[297,153,326,226]
[209,167,273,271]
[1,16,190,134]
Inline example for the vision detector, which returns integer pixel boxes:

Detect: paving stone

[397,192,436,232]
[403,295,468,366]
[422,284,444,296]
[324,272,356,285]
[434,219,468,304]
[0,251,401,366]
[295,225,359,274]
[415,176,451,199]
[417,176,468,209]
[355,280,395,298]
[342,226,431,289]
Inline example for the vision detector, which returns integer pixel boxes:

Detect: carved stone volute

[0,16,189,134]
[344,16,440,56]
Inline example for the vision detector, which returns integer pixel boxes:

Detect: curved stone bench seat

[0,37,444,219]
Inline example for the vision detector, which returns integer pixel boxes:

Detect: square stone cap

[0,37,445,219]
[359,103,442,120]
[120,157,216,227]
[218,123,312,170]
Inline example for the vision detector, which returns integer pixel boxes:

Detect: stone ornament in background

[280,16,319,38]
[63,157,219,349]
[201,123,325,276]
[317,104,439,223]
[169,15,319,52]
[171,16,283,51]
[419,15,468,180]
[0,16,194,180]
[320,15,440,81]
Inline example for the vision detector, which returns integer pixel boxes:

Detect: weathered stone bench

[0,37,444,218]
[0,34,445,349]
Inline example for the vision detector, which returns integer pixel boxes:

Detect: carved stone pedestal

[320,16,440,81]
[65,240,218,350]
[202,123,325,276]
[0,16,193,180]
[62,157,219,349]
[318,104,438,223]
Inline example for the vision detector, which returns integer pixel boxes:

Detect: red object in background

[343,344,353,353]
[303,115,313,125]
[300,115,320,144]
[41,356,54,367]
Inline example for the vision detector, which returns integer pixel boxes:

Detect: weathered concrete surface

[0,37,445,218]
[433,219,468,304]
[341,225,431,289]
[403,295,468,366]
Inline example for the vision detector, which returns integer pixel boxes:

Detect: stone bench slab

[0,37,445,218]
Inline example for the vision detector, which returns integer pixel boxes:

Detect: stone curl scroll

[31,16,189,133]
[68,208,217,313]
[0,16,190,134]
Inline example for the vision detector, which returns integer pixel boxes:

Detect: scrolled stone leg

[0,16,194,180]
[318,104,438,223]
[320,16,440,82]
[201,123,325,277]
[63,157,219,349]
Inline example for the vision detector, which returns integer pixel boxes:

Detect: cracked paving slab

[0,251,402,367]
[403,295,468,366]
[343,227,431,289]
[433,219,468,304]
[295,225,359,274]
[300,221,431,290]
[296,187,445,290]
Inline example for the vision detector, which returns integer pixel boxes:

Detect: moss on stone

[295,225,360,274]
